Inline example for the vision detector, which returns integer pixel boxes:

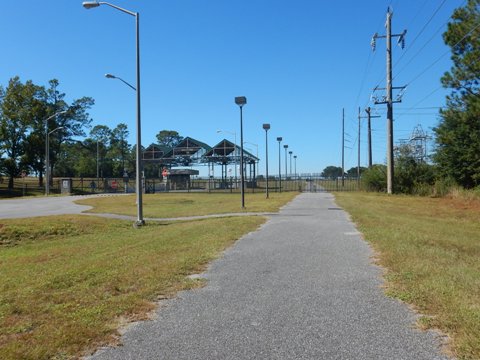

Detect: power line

[393,20,449,82]
[393,0,448,70]
[396,85,445,121]
[404,21,480,87]
[354,4,394,110]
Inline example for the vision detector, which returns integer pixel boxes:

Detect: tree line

[0,75,187,189]
[0,77,94,189]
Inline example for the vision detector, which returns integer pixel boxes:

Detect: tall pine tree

[434,0,480,188]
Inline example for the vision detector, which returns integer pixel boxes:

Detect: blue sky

[1,0,465,176]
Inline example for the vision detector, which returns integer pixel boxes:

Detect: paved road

[0,195,95,219]
[89,192,450,360]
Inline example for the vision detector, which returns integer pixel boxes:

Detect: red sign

[162,168,169,177]
[111,180,118,189]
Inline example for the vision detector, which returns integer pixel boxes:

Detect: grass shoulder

[75,192,299,218]
[0,214,265,359]
[334,191,480,360]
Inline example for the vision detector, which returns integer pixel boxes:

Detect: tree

[0,77,44,188]
[55,141,93,178]
[433,0,480,188]
[395,144,436,194]
[346,166,367,177]
[46,80,94,181]
[109,123,131,176]
[361,164,387,192]
[156,130,183,148]
[321,166,343,180]
[90,125,112,178]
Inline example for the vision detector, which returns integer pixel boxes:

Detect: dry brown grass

[335,192,480,360]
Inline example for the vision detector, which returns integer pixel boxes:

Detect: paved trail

[88,192,449,360]
[0,195,94,219]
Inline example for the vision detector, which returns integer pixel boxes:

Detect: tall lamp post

[235,96,247,209]
[277,137,282,192]
[283,144,288,189]
[83,1,144,226]
[46,127,64,195]
[289,151,293,177]
[263,124,270,199]
[294,155,297,179]
[44,110,67,196]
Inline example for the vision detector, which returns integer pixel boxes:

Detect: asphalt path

[88,192,450,360]
[0,195,96,219]
[0,195,275,222]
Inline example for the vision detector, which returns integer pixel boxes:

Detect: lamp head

[105,73,116,79]
[276,137,282,142]
[263,123,270,130]
[284,144,288,149]
[234,96,247,106]
[82,1,100,9]
[289,151,292,155]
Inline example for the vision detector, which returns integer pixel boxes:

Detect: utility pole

[371,7,406,194]
[342,108,345,187]
[365,107,381,168]
[357,107,361,188]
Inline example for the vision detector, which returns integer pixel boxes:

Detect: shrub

[361,165,387,192]
[433,177,457,197]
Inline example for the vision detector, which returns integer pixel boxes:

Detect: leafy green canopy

[0,77,94,188]
[434,0,480,188]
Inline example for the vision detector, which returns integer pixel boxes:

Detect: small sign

[162,168,169,177]
[111,181,118,189]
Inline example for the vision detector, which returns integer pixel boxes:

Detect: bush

[433,177,457,197]
[361,165,387,192]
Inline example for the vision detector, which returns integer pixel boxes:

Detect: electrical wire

[393,0,449,70]
[405,21,480,87]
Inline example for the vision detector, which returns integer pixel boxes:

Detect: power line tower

[371,7,407,194]
[408,124,431,163]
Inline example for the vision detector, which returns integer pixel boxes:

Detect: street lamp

[284,144,288,187]
[263,124,270,199]
[44,110,67,196]
[46,127,64,196]
[216,129,237,182]
[105,73,136,91]
[277,137,282,192]
[234,96,247,209]
[289,151,293,177]
[83,1,144,226]
[294,155,297,179]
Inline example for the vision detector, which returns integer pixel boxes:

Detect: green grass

[334,192,480,360]
[75,192,299,218]
[0,215,266,359]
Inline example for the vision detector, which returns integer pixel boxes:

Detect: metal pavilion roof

[143,137,259,167]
